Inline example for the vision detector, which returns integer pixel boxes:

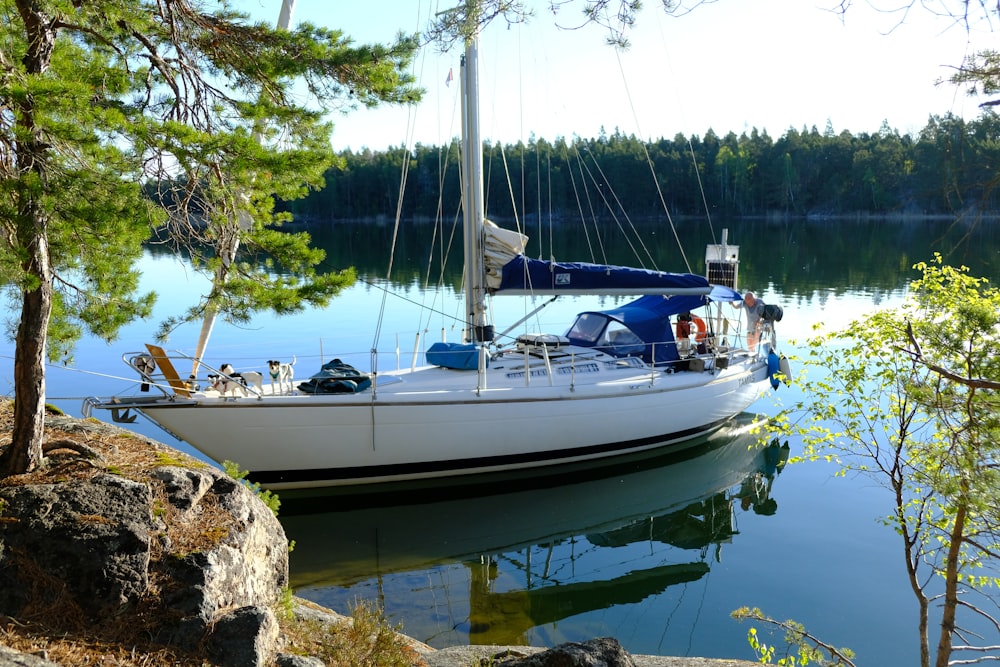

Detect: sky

[236,0,995,151]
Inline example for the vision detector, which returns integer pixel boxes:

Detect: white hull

[92,346,770,489]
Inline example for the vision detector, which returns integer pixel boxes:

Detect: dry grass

[0,401,422,667]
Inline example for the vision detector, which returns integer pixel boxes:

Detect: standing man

[743,291,765,351]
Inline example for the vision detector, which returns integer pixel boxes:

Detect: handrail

[120,347,265,399]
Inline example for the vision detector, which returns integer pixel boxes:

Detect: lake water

[2,216,998,664]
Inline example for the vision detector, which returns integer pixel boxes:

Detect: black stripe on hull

[247,418,731,487]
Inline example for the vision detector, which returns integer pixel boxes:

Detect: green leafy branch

[733,607,856,666]
[222,460,281,516]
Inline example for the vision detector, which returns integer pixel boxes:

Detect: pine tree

[0,0,419,477]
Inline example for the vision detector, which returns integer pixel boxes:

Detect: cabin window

[565,313,608,345]
[603,321,644,357]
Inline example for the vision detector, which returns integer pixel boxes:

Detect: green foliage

[0,0,421,477]
[222,460,281,516]
[0,0,421,348]
[769,256,1000,666]
[154,452,206,469]
[0,3,160,360]
[323,598,413,667]
[733,607,856,666]
[275,586,296,622]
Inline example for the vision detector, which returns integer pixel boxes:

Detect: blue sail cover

[495,256,712,295]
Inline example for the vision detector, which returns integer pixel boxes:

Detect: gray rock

[275,653,325,667]
[151,467,214,512]
[152,468,288,650]
[496,637,637,666]
[206,605,278,667]
[0,461,288,664]
[0,474,153,620]
[0,644,62,667]
[420,646,759,667]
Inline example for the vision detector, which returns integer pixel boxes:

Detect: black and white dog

[267,357,296,394]
[208,363,263,397]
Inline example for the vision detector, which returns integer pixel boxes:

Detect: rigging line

[375,153,409,347]
[563,145,599,263]
[517,26,528,243]
[683,568,713,657]
[687,135,717,247]
[612,48,692,274]
[25,363,148,387]
[538,145,555,262]
[423,185,465,337]
[572,147,608,264]
[495,155,538,333]
[498,141,547,329]
[359,276,461,326]
[539,140,544,259]
[374,0,431,349]
[420,140,461,337]
[352,273,517,348]
[421,43,464,336]
[576,149,645,267]
[483,140,494,221]
[583,146,657,270]
[498,142,524,237]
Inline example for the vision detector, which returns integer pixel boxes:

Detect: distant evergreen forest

[280,111,1000,223]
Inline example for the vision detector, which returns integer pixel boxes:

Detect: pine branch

[898,321,1000,391]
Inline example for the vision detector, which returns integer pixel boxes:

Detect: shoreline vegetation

[257,113,1000,225]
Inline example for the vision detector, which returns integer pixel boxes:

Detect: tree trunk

[934,501,967,667]
[896,485,931,667]
[1,251,51,476]
[0,0,57,478]
[1,197,53,477]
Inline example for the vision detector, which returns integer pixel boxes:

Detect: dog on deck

[267,357,296,394]
[209,364,264,397]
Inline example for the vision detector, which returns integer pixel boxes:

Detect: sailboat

[83,9,786,491]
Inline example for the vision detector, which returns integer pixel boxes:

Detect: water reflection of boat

[283,413,788,646]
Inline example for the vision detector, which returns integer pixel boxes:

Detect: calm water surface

[2,217,998,664]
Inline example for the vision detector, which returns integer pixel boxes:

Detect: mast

[459,12,492,343]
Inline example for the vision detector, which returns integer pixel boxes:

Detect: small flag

[445,67,453,87]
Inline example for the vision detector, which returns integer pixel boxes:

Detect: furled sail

[483,219,528,289]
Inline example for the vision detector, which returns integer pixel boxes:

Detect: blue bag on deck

[426,342,485,370]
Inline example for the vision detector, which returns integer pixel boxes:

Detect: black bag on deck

[297,359,372,394]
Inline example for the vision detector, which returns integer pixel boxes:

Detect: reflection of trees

[147,219,1000,298]
[463,440,789,647]
[467,556,710,646]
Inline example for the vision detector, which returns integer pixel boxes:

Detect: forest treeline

[280,111,1000,223]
